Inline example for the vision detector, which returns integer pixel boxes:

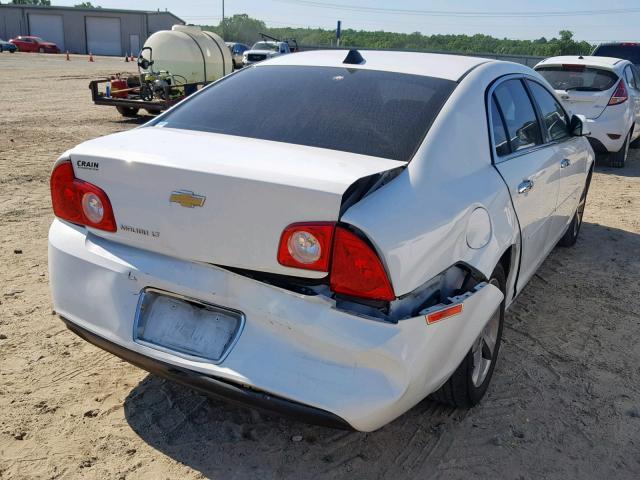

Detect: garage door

[86,17,121,56]
[29,14,65,51]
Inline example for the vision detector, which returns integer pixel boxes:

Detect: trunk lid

[555,88,615,119]
[69,127,405,277]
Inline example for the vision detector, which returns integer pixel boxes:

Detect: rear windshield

[151,65,456,161]
[535,65,619,91]
[593,44,640,65]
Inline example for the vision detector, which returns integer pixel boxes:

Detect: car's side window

[490,95,510,157]
[624,66,637,89]
[526,80,571,142]
[493,79,543,153]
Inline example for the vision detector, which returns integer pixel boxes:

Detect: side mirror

[570,114,590,136]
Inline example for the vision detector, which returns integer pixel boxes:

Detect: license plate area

[134,288,244,364]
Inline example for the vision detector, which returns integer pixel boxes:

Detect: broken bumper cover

[61,316,351,429]
[49,219,503,431]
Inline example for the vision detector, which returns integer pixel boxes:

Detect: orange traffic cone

[88,52,94,62]
[130,54,135,62]
[65,50,70,61]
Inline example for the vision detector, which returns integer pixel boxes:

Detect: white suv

[535,55,640,167]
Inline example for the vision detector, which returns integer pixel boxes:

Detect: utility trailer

[89,75,204,118]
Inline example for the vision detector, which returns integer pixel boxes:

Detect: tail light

[277,222,335,271]
[277,222,395,301]
[608,80,628,106]
[329,226,395,301]
[50,160,117,232]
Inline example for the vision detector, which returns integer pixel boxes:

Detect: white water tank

[140,25,232,84]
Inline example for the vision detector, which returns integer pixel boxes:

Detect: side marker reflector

[426,304,463,325]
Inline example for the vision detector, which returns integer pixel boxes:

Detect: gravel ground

[1,53,639,480]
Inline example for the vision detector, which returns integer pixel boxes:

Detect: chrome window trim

[487,73,573,164]
[133,287,246,365]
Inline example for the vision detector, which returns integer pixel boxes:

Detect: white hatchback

[535,55,640,167]
[49,50,594,431]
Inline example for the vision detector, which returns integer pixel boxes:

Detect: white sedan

[49,50,594,432]
[535,55,640,167]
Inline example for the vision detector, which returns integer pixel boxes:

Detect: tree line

[203,14,594,57]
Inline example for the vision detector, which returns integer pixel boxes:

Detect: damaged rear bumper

[61,317,352,429]
[49,219,503,431]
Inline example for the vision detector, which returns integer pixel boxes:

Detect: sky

[53,0,640,43]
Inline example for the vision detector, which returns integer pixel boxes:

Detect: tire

[431,264,506,408]
[0,46,3,53]
[39,47,45,53]
[609,131,630,168]
[116,106,139,118]
[558,170,591,247]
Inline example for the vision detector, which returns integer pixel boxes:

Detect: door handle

[560,158,571,168]
[517,179,534,194]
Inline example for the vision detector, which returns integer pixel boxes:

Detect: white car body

[242,41,291,65]
[49,50,594,432]
[535,56,640,158]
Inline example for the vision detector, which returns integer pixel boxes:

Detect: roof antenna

[578,55,584,59]
[343,49,365,65]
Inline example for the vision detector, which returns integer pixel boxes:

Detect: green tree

[202,14,267,45]
[202,15,593,57]
[75,2,100,7]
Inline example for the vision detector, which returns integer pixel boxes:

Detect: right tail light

[608,80,628,106]
[278,222,395,302]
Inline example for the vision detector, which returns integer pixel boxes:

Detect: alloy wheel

[471,278,501,387]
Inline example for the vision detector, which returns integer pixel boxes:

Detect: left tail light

[278,222,395,301]
[50,160,117,232]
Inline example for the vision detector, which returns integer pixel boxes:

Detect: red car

[9,36,59,54]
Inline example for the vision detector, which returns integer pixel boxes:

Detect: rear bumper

[586,105,633,153]
[61,316,351,429]
[49,219,503,431]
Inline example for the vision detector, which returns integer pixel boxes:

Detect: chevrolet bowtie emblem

[169,190,206,208]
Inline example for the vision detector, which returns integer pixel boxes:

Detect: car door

[526,79,588,241]
[490,77,561,290]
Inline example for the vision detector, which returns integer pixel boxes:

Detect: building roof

[0,4,184,24]
[260,49,495,81]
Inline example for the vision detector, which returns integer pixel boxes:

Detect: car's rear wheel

[116,106,139,118]
[558,172,591,247]
[431,264,505,408]
[609,131,630,168]
[39,47,45,53]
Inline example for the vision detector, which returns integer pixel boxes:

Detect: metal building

[0,4,184,56]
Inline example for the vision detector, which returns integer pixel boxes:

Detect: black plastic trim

[60,317,352,430]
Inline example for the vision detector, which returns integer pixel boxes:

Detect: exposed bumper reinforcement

[61,316,352,430]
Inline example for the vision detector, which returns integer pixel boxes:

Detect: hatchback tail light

[277,222,395,301]
[50,160,117,232]
[608,80,628,106]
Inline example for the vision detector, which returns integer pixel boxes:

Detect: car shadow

[594,149,640,177]
[122,223,640,479]
[110,115,156,126]
[123,374,469,478]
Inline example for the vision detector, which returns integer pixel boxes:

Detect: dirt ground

[1,52,639,480]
